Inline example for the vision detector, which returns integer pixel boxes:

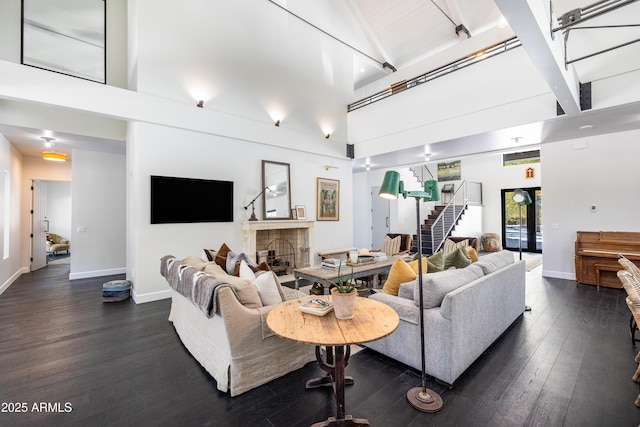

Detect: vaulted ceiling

[4,0,640,166]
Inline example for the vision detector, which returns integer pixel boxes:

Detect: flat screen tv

[150,175,234,224]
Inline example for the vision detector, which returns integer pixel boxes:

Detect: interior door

[371,186,389,249]
[31,180,48,271]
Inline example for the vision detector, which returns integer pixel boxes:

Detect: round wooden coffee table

[267,295,399,427]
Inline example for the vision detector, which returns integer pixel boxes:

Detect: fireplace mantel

[242,220,315,268]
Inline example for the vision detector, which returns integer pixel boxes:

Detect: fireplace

[242,221,314,274]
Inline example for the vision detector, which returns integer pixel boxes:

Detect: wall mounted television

[150,175,234,224]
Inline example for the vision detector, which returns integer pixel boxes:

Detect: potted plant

[329,265,357,319]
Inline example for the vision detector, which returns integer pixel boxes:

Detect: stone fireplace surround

[242,220,314,271]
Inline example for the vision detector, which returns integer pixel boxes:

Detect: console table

[266,296,399,427]
[575,231,640,289]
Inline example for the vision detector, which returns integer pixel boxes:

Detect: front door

[501,187,542,254]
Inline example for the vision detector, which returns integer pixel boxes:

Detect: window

[503,150,540,166]
[21,0,106,83]
[3,170,10,259]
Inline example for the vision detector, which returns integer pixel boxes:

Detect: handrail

[348,37,522,112]
[425,181,482,254]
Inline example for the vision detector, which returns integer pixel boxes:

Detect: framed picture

[295,205,307,220]
[316,178,340,221]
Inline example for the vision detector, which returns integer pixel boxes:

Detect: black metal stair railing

[412,181,482,255]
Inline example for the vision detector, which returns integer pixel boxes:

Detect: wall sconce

[196,100,204,108]
[325,133,331,139]
[274,119,280,127]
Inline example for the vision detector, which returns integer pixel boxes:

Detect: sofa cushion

[415,264,484,309]
[475,250,515,275]
[204,263,263,308]
[382,258,417,296]
[443,247,471,270]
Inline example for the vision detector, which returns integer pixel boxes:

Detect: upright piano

[575,231,640,289]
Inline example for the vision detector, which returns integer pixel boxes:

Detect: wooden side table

[267,296,399,427]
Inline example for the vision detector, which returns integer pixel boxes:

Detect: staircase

[410,180,482,255]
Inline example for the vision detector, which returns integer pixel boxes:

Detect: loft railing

[426,181,482,254]
[348,37,522,112]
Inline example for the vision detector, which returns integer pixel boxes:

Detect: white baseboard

[69,267,126,281]
[542,269,575,281]
[0,267,29,295]
[132,288,172,304]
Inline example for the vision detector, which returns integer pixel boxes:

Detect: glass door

[501,187,542,254]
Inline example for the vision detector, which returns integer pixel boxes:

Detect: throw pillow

[427,251,444,272]
[442,238,469,255]
[466,246,479,263]
[203,263,263,308]
[238,260,255,280]
[382,258,417,296]
[443,247,471,270]
[226,251,258,276]
[202,249,217,262]
[382,235,401,256]
[214,243,231,269]
[252,271,285,306]
[408,257,428,275]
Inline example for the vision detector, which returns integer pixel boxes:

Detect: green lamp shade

[512,189,532,205]
[423,180,440,202]
[379,171,401,199]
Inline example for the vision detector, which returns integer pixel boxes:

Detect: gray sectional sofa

[367,250,526,385]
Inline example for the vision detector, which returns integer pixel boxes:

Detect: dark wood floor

[1,264,639,426]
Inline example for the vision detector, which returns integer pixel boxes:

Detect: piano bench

[594,263,622,291]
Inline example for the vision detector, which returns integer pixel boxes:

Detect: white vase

[331,288,357,320]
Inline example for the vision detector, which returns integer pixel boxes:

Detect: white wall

[0,135,24,294]
[128,122,353,302]
[46,181,72,241]
[541,130,640,279]
[70,150,126,279]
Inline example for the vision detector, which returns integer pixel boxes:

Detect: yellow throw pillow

[466,246,479,263]
[408,257,428,275]
[382,258,417,296]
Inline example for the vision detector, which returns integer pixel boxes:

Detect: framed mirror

[262,160,291,220]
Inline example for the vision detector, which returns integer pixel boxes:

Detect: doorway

[501,187,542,254]
[31,180,72,271]
[371,186,390,249]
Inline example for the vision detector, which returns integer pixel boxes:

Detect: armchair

[46,233,70,255]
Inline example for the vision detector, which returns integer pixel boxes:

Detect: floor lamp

[512,189,532,261]
[379,170,443,413]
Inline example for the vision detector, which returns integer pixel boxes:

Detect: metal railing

[424,181,482,254]
[348,38,522,112]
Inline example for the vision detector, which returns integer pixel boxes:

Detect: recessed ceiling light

[579,124,593,130]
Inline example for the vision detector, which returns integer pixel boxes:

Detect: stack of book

[371,252,387,261]
[321,258,346,270]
